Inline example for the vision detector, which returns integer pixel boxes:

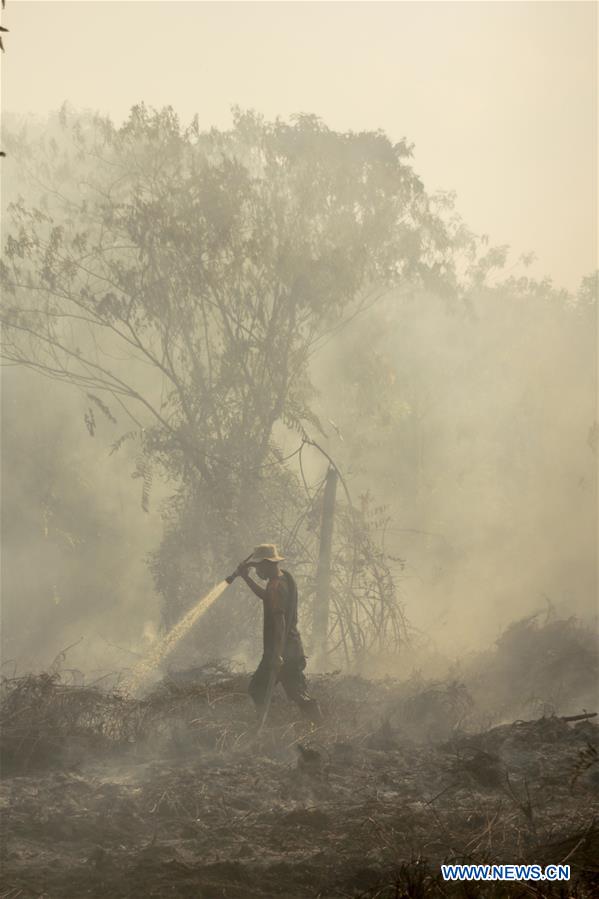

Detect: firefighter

[234,544,322,724]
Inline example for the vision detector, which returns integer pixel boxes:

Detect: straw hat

[249,543,285,564]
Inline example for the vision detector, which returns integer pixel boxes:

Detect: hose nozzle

[224,552,253,586]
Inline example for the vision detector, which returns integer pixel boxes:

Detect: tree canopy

[0,104,510,661]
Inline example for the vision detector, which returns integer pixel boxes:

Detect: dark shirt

[263,570,304,662]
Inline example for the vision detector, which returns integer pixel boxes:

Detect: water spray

[123,555,253,694]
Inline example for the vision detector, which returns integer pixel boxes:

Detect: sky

[1,1,597,290]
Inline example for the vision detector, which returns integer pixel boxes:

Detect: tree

[1,105,469,658]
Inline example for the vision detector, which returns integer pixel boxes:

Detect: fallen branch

[561,712,597,723]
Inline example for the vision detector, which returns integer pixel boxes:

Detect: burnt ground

[1,670,598,899]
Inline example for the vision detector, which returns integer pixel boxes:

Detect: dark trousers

[249,655,322,723]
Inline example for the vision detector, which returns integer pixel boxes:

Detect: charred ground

[1,617,598,899]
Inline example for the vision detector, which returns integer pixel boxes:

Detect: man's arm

[237,564,268,601]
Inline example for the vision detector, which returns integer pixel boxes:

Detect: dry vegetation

[1,618,598,898]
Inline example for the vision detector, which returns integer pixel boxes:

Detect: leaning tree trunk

[312,465,338,664]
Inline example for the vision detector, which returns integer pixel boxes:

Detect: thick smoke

[312,284,597,656]
[1,110,596,686]
[1,366,165,676]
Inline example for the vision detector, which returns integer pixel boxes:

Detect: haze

[2,1,596,292]
[0,1,597,673]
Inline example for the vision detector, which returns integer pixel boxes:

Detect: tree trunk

[313,466,338,663]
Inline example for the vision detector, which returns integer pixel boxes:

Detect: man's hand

[236,560,251,579]
[226,559,252,584]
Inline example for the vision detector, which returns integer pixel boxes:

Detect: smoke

[313,283,597,657]
[1,109,596,681]
[0,366,165,675]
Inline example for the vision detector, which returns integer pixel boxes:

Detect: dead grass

[1,659,598,897]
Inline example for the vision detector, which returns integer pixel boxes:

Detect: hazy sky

[1,1,596,290]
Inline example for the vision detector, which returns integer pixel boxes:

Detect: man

[234,544,322,725]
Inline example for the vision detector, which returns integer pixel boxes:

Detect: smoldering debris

[1,703,598,897]
[0,663,253,775]
[1,620,598,898]
[465,613,599,720]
